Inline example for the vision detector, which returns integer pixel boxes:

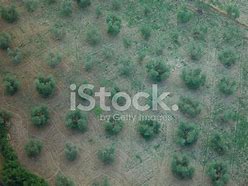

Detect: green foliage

[0,32,11,50]
[146,60,171,82]
[35,75,56,98]
[47,52,62,68]
[177,7,193,23]
[7,48,23,64]
[122,37,132,48]
[76,0,91,9]
[226,4,240,19]
[218,49,238,67]
[65,110,88,132]
[84,54,98,71]
[98,145,116,164]
[140,25,152,40]
[138,120,161,140]
[50,23,66,40]
[0,110,12,126]
[106,15,122,36]
[119,58,134,76]
[111,0,121,10]
[102,45,114,60]
[171,154,195,179]
[65,142,78,161]
[218,77,237,95]
[61,0,72,16]
[188,42,204,60]
[177,122,199,147]
[178,97,201,118]
[23,0,38,12]
[56,173,75,186]
[137,47,146,62]
[207,161,229,186]
[209,133,228,155]
[24,138,43,158]
[192,25,207,41]
[95,6,102,18]
[86,26,101,46]
[216,109,238,124]
[223,25,243,44]
[1,6,18,23]
[181,68,206,89]
[3,74,19,96]
[170,31,180,44]
[104,116,124,135]
[31,105,49,127]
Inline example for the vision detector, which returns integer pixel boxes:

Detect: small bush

[188,42,204,60]
[1,6,18,23]
[138,120,161,140]
[178,97,201,118]
[50,23,66,40]
[123,37,132,48]
[3,74,19,96]
[102,46,114,60]
[226,4,240,19]
[86,26,101,46]
[64,142,78,161]
[31,105,49,127]
[76,0,91,9]
[104,116,124,135]
[177,7,193,23]
[207,161,229,186]
[23,0,38,12]
[209,133,228,155]
[137,47,146,62]
[171,154,195,179]
[47,52,62,68]
[111,0,121,10]
[61,0,72,16]
[218,77,237,95]
[35,75,56,98]
[7,48,23,64]
[119,58,134,76]
[0,110,12,126]
[84,54,98,71]
[106,15,121,36]
[223,26,242,43]
[218,49,238,67]
[177,122,199,147]
[181,68,206,89]
[140,25,152,40]
[146,60,171,82]
[95,6,102,18]
[0,32,11,50]
[24,138,43,158]
[56,173,75,186]
[170,31,180,44]
[98,145,115,164]
[192,25,207,41]
[65,110,88,132]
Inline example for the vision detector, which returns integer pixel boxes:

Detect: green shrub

[0,110,12,126]
[76,0,91,9]
[226,4,240,19]
[111,0,121,10]
[3,74,19,96]
[86,26,101,46]
[223,26,242,44]
[65,142,78,161]
[65,110,88,132]
[95,6,102,18]
[1,6,18,23]
[188,42,204,60]
[35,75,56,98]
[102,46,114,60]
[218,77,237,95]
[178,97,201,118]
[106,15,122,36]
[7,48,23,64]
[104,116,124,135]
[47,52,62,68]
[177,7,193,23]
[122,37,132,48]
[207,161,229,186]
[146,60,171,82]
[177,122,199,147]
[137,47,146,62]
[98,145,115,164]
[24,138,43,158]
[56,173,75,186]
[138,120,161,140]
[143,5,151,17]
[170,31,180,44]
[119,58,134,76]
[140,25,152,40]
[209,133,228,155]
[50,23,66,40]
[84,54,98,71]
[23,0,38,12]
[0,32,11,50]
[61,0,72,16]
[31,105,49,127]
[171,154,195,179]
[181,68,206,89]
[218,49,238,67]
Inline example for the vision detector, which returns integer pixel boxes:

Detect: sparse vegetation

[140,25,152,40]
[23,0,38,12]
[3,74,19,96]
[0,32,11,50]
[111,0,121,11]
[61,0,72,16]
[218,77,237,95]
[146,60,171,82]
[35,75,56,98]
[188,42,204,60]
[178,97,201,118]
[31,105,49,128]
[119,57,134,76]
[181,68,206,89]
[50,23,66,40]
[138,120,161,140]
[65,110,88,132]
[207,161,229,186]
[24,138,43,158]
[76,0,91,9]
[65,142,78,161]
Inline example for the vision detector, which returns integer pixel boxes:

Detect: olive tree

[209,133,228,155]
[3,74,19,96]
[64,142,78,161]
[178,97,201,118]
[1,6,18,23]
[0,32,11,50]
[24,138,43,158]
[106,15,121,36]
[65,110,88,132]
[35,75,56,97]
[7,48,23,64]
[218,77,237,95]
[207,161,229,186]
[31,105,49,127]
[47,52,62,68]
[146,60,170,82]
[177,122,199,147]
[181,68,206,89]
[98,145,116,164]
[86,26,101,46]
[56,173,75,186]
[104,116,124,135]
[138,120,161,140]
